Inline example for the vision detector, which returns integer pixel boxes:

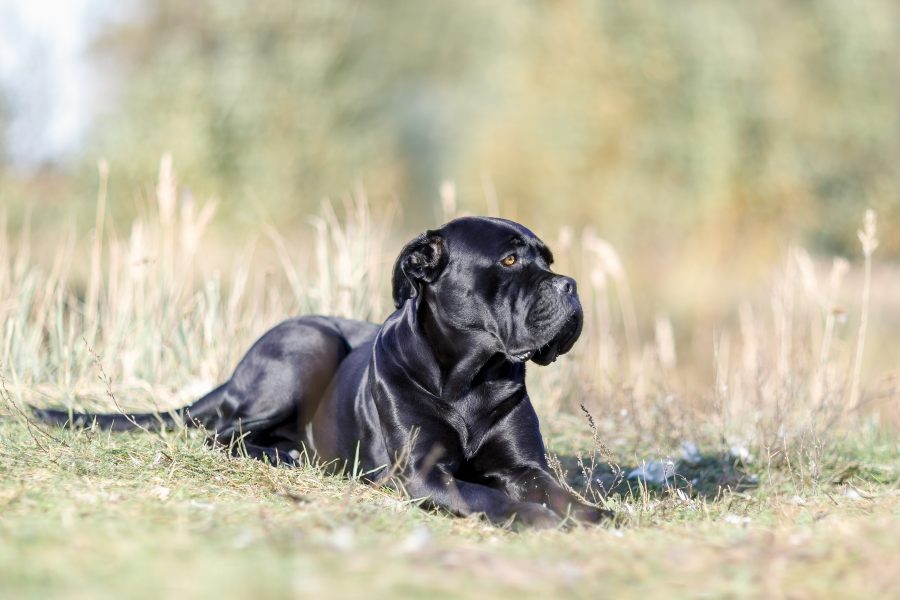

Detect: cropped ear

[391,230,448,308]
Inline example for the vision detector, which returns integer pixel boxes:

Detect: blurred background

[1,0,898,388]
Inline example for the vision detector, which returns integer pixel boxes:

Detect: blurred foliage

[3,0,900,257]
[86,0,516,225]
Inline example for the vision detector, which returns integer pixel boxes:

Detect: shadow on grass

[557,451,759,501]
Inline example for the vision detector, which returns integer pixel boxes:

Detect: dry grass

[0,415,897,599]
[1,157,898,598]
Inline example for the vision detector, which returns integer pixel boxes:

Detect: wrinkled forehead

[440,217,553,263]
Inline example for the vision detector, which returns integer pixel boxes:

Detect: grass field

[1,160,898,598]
[1,417,897,599]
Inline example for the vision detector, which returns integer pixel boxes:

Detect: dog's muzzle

[530,308,583,365]
[511,276,584,365]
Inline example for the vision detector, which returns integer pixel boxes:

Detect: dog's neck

[416,298,516,401]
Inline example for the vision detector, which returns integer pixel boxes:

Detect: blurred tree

[81,0,900,254]
[87,0,518,226]
[463,1,900,256]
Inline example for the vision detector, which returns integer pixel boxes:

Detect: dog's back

[32,315,380,465]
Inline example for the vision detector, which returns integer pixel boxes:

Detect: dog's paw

[510,503,562,530]
[570,505,616,525]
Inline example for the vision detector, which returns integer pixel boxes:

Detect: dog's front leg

[502,466,614,524]
[404,466,562,529]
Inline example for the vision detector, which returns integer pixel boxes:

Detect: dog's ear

[391,230,448,308]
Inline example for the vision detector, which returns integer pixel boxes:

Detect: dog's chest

[450,379,525,453]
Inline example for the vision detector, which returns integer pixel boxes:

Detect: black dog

[35,217,612,528]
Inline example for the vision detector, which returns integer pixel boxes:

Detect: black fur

[33,217,611,528]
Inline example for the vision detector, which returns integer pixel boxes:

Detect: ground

[1,416,896,599]
[1,176,897,599]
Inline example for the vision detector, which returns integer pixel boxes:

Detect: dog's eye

[500,254,517,267]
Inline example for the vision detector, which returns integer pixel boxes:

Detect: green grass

[1,168,898,598]
[1,415,897,599]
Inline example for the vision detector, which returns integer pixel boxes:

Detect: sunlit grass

[1,158,898,597]
[1,416,897,599]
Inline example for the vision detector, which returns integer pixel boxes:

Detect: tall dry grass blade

[848,209,878,409]
[85,159,109,338]
[440,180,457,222]
[12,202,31,282]
[583,232,640,376]
[264,224,306,307]
[820,257,849,366]
[811,257,849,406]
[156,152,177,288]
[738,302,758,376]
[654,314,677,371]
[0,211,8,300]
[713,329,731,435]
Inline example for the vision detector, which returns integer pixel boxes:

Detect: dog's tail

[30,382,230,432]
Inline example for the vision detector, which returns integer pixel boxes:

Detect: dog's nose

[551,276,576,296]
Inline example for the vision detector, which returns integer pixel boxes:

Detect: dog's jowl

[35,217,613,528]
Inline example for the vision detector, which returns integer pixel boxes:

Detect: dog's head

[392,217,582,365]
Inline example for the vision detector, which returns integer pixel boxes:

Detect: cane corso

[35,217,612,528]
